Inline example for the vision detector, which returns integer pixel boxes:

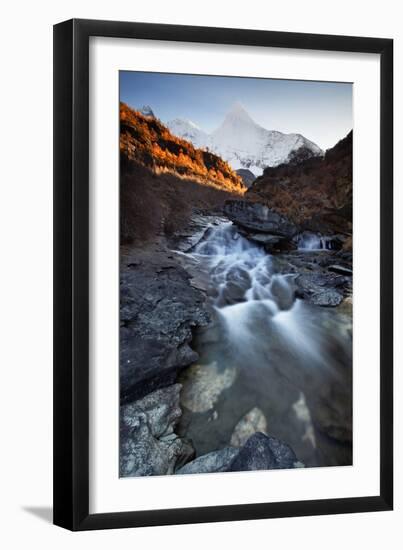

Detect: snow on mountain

[166,118,210,150]
[167,102,323,175]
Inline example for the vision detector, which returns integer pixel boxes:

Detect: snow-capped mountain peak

[166,118,209,149]
[166,104,323,176]
[223,102,259,126]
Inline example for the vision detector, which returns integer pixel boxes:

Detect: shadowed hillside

[246,131,352,236]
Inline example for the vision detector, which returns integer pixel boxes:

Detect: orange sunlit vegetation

[120,102,245,194]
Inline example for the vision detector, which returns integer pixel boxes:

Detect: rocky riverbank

[120,198,352,477]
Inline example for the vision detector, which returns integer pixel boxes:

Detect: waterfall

[297,231,336,251]
[181,219,352,467]
[193,222,291,310]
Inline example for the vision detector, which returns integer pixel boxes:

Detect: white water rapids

[178,220,352,467]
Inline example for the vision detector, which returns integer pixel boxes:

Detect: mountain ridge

[246,130,353,237]
[120,102,244,193]
[166,103,323,175]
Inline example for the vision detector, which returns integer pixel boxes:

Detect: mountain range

[166,102,323,176]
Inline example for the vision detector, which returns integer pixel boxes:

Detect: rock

[173,214,228,253]
[270,274,297,310]
[230,407,268,447]
[311,289,343,307]
[295,272,346,307]
[120,256,210,403]
[328,264,353,276]
[247,233,282,245]
[176,447,239,475]
[180,362,237,413]
[229,433,299,472]
[240,231,297,253]
[120,384,194,477]
[236,168,256,188]
[224,200,298,239]
[216,265,252,306]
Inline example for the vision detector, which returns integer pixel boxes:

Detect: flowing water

[297,231,339,251]
[178,221,352,467]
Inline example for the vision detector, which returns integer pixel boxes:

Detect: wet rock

[173,214,228,252]
[311,289,343,307]
[120,257,210,403]
[295,272,346,307]
[216,265,252,305]
[176,447,239,475]
[120,384,194,477]
[219,281,247,305]
[224,200,298,239]
[180,362,237,413]
[229,433,300,471]
[238,230,295,253]
[270,274,297,310]
[230,407,268,447]
[246,233,282,245]
[328,264,353,276]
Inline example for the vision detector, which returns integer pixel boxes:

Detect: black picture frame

[53,18,393,531]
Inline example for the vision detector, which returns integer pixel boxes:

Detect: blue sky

[120,71,352,151]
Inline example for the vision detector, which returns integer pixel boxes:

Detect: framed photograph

[53,19,393,530]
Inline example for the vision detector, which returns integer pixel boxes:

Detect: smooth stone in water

[270,274,297,311]
[180,362,237,413]
[230,407,268,447]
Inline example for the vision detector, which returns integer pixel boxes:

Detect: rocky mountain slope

[236,168,256,187]
[246,130,353,237]
[167,102,323,175]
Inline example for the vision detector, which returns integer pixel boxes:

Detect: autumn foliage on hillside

[120,102,245,193]
[247,131,353,235]
[120,103,245,244]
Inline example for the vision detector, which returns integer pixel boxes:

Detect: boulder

[311,289,343,307]
[120,384,194,477]
[230,407,268,447]
[228,432,299,472]
[224,200,298,239]
[295,272,346,307]
[270,274,297,311]
[176,447,239,475]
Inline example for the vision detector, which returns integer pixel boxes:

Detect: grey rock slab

[120,256,210,403]
[224,199,298,239]
[120,384,194,477]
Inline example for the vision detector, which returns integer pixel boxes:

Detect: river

[177,219,352,468]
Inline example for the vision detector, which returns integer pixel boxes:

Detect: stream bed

[176,220,352,468]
